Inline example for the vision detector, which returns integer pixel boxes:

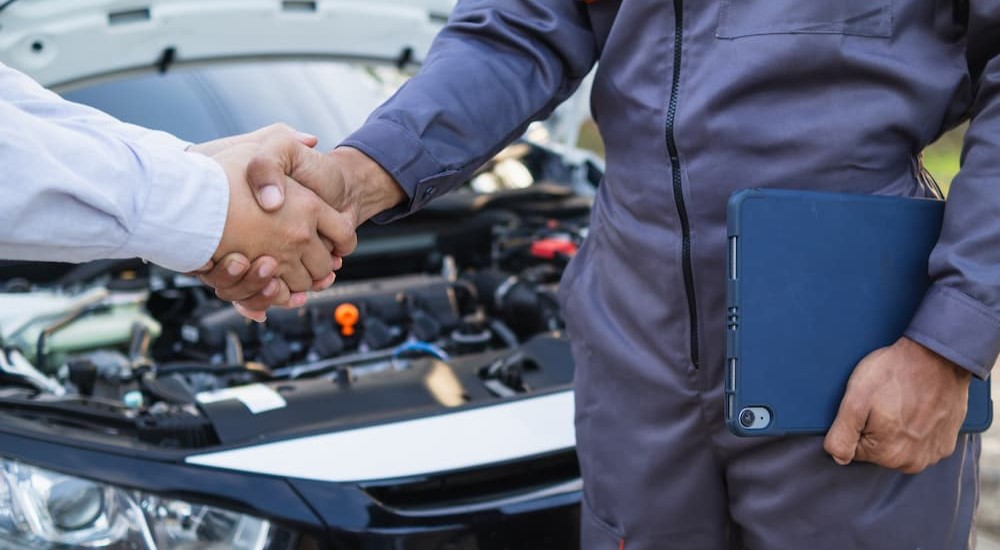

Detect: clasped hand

[824,337,973,474]
[189,123,403,322]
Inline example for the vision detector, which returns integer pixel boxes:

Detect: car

[0,1,604,549]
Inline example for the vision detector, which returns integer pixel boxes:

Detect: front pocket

[717,0,893,39]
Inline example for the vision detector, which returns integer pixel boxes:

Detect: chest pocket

[717,0,893,39]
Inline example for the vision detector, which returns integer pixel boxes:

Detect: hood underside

[0,0,452,89]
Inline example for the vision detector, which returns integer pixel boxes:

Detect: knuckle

[247,154,277,177]
[304,193,323,215]
[823,438,843,458]
[265,122,294,136]
[889,444,912,465]
[937,439,958,460]
[345,234,359,255]
[880,446,912,470]
[290,226,313,245]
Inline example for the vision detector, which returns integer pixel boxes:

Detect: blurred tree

[923,124,967,196]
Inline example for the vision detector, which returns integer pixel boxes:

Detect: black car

[0,1,603,548]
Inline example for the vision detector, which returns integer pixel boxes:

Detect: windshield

[61,61,407,150]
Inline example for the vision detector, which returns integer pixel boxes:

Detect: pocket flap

[717,0,893,39]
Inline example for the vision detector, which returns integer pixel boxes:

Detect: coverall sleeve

[0,64,229,273]
[340,0,598,221]
[905,4,1000,378]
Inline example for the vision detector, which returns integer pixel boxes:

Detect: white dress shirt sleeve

[0,63,229,273]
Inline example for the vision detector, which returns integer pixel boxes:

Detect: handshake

[189,124,405,321]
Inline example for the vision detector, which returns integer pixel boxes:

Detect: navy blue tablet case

[726,189,992,436]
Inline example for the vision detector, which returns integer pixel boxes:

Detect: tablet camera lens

[739,409,756,428]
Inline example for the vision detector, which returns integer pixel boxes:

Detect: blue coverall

[343,1,1000,548]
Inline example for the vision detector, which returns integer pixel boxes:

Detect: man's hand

[244,145,406,231]
[824,337,972,474]
[208,146,405,316]
[190,125,336,321]
[206,137,354,310]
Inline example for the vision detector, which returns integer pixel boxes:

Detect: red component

[530,238,578,260]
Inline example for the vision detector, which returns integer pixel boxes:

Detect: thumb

[824,387,868,466]
[245,139,299,212]
[241,127,319,213]
[294,131,319,148]
[248,136,344,212]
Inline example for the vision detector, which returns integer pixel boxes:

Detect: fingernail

[262,279,279,297]
[226,259,246,276]
[290,293,308,308]
[295,131,317,142]
[258,262,275,278]
[833,456,850,466]
[333,256,343,270]
[259,185,283,210]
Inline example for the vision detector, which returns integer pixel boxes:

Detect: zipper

[665,0,700,368]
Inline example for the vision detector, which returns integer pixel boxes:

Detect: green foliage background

[923,125,966,195]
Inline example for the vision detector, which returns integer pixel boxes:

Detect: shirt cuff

[133,126,194,152]
[341,119,454,223]
[904,283,1000,379]
[116,147,229,273]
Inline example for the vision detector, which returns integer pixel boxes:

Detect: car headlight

[0,458,299,549]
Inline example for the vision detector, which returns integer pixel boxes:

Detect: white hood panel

[0,0,453,88]
[186,391,576,483]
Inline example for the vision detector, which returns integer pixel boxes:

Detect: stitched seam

[905,327,989,378]
[369,118,449,172]
[931,285,1000,327]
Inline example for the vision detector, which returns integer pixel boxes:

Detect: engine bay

[0,147,594,451]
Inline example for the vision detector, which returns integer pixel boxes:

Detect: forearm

[0,99,228,272]
[341,0,597,221]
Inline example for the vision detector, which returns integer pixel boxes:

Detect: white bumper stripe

[185,391,576,483]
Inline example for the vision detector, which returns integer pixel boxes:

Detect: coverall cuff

[117,147,230,273]
[340,119,449,223]
[904,283,1000,379]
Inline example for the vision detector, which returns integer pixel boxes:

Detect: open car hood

[0,0,592,147]
[0,0,451,88]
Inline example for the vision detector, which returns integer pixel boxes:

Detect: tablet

[725,189,992,436]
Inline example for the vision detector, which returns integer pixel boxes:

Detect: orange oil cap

[334,303,360,336]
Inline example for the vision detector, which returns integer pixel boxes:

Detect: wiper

[0,394,219,448]
[0,395,137,432]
